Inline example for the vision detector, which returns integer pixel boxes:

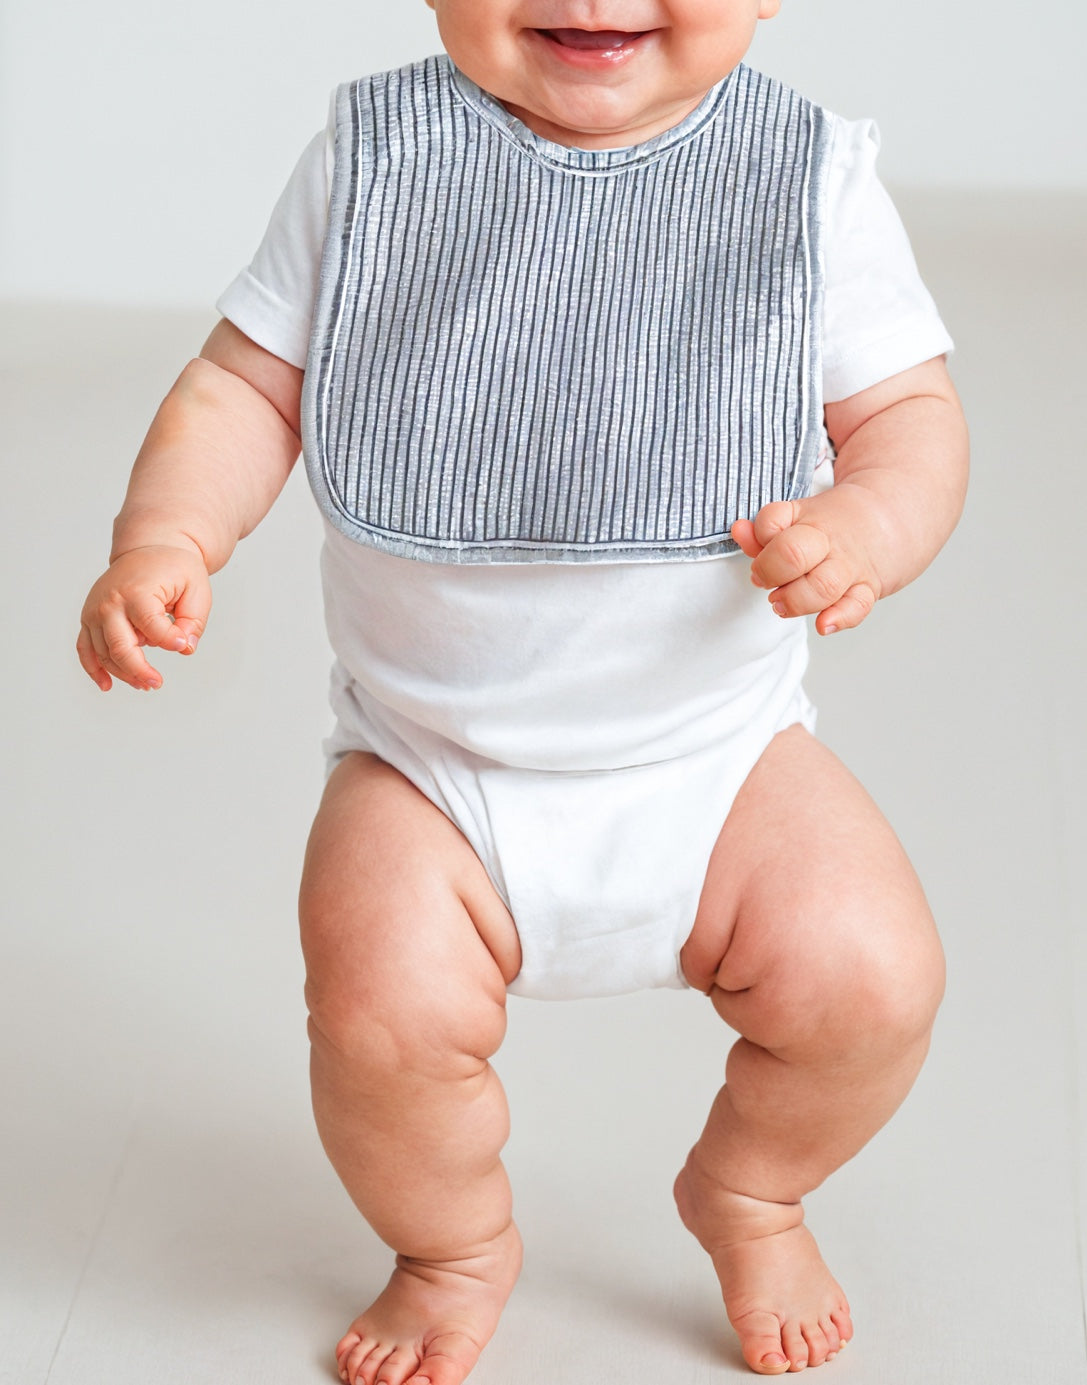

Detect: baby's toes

[336,1332,363,1381]
[800,1319,833,1367]
[733,1310,791,1374]
[345,1338,388,1385]
[818,1315,841,1359]
[374,1344,426,1385]
[780,1320,809,1370]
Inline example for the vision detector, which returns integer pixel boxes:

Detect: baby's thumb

[138,573,210,654]
[169,580,211,655]
[132,601,187,653]
[167,621,202,654]
[730,517,763,558]
[750,499,801,546]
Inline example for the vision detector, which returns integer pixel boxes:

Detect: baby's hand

[77,545,212,691]
[731,489,884,636]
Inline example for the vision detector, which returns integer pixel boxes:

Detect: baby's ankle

[674,1158,804,1249]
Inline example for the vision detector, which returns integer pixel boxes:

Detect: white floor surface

[2,189,1085,1383]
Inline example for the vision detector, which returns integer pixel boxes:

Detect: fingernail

[771,602,786,616]
[824,624,839,635]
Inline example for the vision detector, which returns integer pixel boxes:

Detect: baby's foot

[674,1163,852,1374]
[335,1222,522,1385]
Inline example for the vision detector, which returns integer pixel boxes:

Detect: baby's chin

[503,85,708,150]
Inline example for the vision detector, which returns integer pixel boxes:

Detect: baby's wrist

[829,476,916,597]
[109,526,209,570]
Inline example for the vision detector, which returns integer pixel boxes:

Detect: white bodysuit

[219,57,952,1000]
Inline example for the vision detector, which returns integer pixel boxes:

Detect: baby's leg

[676,726,945,1375]
[299,753,524,1385]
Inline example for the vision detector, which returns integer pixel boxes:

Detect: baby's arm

[731,356,968,634]
[77,321,303,690]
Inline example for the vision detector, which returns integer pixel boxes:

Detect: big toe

[733,1311,792,1374]
[407,1337,481,1385]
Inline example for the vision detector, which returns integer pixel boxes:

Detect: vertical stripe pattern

[302,56,831,565]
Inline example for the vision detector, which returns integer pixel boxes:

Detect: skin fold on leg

[299,753,523,1385]
[677,726,946,1375]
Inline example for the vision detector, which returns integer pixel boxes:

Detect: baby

[78,1,968,1380]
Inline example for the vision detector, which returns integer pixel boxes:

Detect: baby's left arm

[731,356,968,634]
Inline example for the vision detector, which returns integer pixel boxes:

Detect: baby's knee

[830,909,945,1058]
[305,970,508,1081]
[723,901,945,1061]
[300,897,508,1080]
[832,921,945,1059]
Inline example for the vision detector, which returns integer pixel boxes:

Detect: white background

[2,0,1086,307]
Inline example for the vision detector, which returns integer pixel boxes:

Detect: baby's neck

[496,89,713,150]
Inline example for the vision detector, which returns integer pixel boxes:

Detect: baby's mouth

[538,28,648,51]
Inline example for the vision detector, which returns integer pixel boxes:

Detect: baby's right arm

[77,321,303,691]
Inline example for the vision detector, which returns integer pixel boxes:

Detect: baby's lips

[543,28,644,50]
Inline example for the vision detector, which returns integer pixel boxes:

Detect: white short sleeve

[821,117,953,401]
[215,117,333,368]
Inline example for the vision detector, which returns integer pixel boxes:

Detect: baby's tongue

[546,28,640,49]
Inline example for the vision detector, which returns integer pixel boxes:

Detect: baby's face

[424,0,780,148]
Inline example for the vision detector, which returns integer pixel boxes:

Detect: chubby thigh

[300,753,523,1054]
[681,724,944,1051]
[302,725,941,1032]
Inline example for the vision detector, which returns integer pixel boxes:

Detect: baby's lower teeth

[548,29,639,51]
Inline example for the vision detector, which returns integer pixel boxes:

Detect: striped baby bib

[302,55,831,564]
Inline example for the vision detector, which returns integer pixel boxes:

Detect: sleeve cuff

[823,318,954,402]
[215,270,312,370]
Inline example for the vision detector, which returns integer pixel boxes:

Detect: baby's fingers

[749,500,802,548]
[134,600,203,655]
[76,625,115,691]
[814,584,877,636]
[78,546,212,690]
[750,521,830,591]
[89,608,165,690]
[730,517,762,558]
[162,577,210,655]
[769,555,876,629]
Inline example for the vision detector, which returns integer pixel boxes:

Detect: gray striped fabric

[302,55,831,565]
